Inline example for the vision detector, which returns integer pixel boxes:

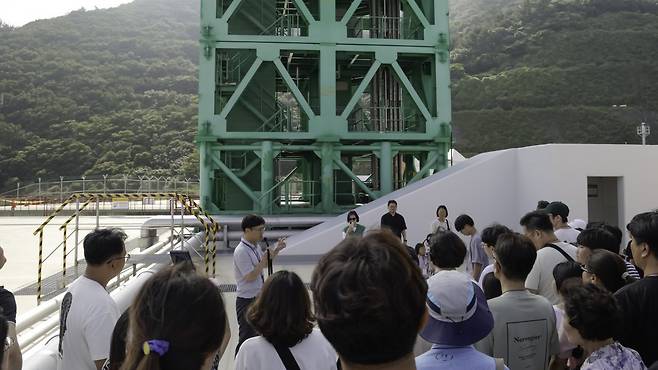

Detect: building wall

[282,144,658,256]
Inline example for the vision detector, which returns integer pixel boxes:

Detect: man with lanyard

[233,214,286,355]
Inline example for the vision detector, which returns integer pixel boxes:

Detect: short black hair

[482,272,502,300]
[537,200,549,210]
[552,261,582,293]
[311,231,427,365]
[414,243,425,256]
[494,233,537,281]
[435,205,448,217]
[520,211,554,232]
[563,283,621,341]
[454,214,474,232]
[387,200,397,206]
[576,228,619,254]
[627,211,658,255]
[83,228,127,265]
[107,310,130,370]
[481,224,512,246]
[346,210,360,223]
[428,231,467,269]
[586,222,623,248]
[586,250,634,293]
[241,214,265,231]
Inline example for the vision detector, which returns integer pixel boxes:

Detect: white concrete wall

[282,144,658,256]
[515,144,658,232]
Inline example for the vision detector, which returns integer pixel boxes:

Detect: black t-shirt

[380,213,407,239]
[482,271,502,300]
[0,287,17,323]
[614,276,658,366]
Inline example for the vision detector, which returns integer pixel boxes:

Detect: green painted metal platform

[198,0,452,214]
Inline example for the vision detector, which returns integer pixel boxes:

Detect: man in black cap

[544,201,580,244]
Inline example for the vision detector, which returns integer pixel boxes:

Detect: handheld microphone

[263,237,273,276]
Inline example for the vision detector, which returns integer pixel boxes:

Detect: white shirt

[430,219,450,233]
[554,227,580,244]
[478,264,495,288]
[235,329,338,370]
[57,276,120,370]
[525,242,578,305]
[234,238,264,298]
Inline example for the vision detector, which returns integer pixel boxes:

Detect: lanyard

[241,239,264,282]
[242,239,261,263]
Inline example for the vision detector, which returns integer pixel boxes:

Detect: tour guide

[233,214,286,355]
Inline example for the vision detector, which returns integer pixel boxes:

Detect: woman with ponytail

[120,264,230,370]
[582,250,637,293]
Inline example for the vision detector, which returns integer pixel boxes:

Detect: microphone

[263,237,273,276]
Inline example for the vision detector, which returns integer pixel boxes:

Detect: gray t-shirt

[233,239,264,298]
[475,290,560,370]
[465,233,489,276]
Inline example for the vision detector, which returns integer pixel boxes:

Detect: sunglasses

[348,218,357,221]
[580,264,592,274]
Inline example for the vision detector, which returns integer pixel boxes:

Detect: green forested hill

[0,0,200,188]
[0,0,657,189]
[449,0,658,155]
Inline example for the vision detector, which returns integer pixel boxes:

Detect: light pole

[81,176,86,193]
[103,174,108,194]
[637,122,651,146]
[60,176,64,203]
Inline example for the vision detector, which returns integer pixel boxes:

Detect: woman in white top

[430,205,450,234]
[235,270,338,370]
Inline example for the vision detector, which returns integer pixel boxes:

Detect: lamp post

[81,176,86,193]
[637,122,651,146]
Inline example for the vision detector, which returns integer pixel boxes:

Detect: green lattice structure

[198,0,451,214]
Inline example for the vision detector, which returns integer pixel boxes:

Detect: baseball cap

[568,219,586,231]
[544,201,570,219]
[419,270,494,346]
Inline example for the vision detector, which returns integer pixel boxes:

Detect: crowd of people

[0,200,656,370]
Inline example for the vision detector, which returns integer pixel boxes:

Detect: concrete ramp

[279,144,658,260]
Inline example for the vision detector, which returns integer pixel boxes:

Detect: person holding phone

[233,214,286,355]
[342,210,366,239]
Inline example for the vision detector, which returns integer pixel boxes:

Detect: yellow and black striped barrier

[32,192,188,303]
[176,194,220,277]
[58,196,95,288]
[184,196,219,276]
[33,194,77,303]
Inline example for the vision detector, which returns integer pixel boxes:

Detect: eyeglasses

[348,218,357,221]
[108,254,131,263]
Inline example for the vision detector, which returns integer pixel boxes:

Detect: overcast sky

[1,0,135,27]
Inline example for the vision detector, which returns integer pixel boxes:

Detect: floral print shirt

[582,342,646,370]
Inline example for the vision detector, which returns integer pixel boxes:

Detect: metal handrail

[258,166,299,202]
[260,13,303,36]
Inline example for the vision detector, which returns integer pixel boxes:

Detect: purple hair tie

[142,339,170,356]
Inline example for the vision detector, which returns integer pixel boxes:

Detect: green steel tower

[198,0,451,214]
